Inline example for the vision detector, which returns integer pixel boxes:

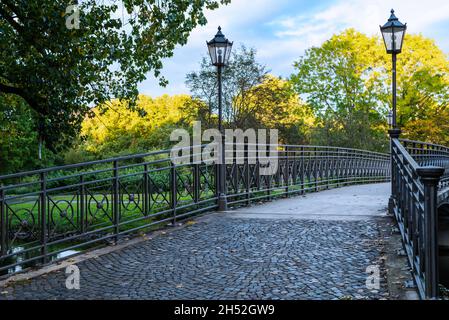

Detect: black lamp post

[207,26,233,211]
[380,9,407,132]
[380,9,406,214]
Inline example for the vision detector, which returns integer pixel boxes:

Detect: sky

[138,0,449,97]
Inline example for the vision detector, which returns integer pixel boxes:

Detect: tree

[291,29,387,151]
[186,46,313,144]
[290,29,449,151]
[238,75,314,144]
[393,35,449,144]
[0,0,230,151]
[74,94,197,160]
[186,45,268,127]
[0,94,59,174]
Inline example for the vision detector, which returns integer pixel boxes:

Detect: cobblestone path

[0,184,394,300]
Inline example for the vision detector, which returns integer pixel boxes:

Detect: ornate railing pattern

[0,145,217,275]
[401,139,449,192]
[0,144,389,276]
[391,138,449,299]
[224,144,390,205]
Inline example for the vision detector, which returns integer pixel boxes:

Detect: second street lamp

[207,26,233,211]
[387,111,393,128]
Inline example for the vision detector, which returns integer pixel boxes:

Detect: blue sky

[138,0,449,97]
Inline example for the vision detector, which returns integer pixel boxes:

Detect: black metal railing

[0,145,217,275]
[400,139,449,192]
[0,143,390,276]
[224,144,390,205]
[391,138,449,299]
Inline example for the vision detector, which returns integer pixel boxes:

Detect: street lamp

[380,9,407,130]
[207,26,233,211]
[380,9,406,215]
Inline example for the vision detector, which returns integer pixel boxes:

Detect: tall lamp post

[380,9,406,131]
[207,26,233,211]
[380,9,406,214]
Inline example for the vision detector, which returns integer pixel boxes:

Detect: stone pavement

[0,183,412,300]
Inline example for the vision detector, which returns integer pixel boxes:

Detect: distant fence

[0,144,390,276]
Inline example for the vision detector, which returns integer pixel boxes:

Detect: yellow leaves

[240,74,315,136]
[79,94,196,155]
[402,113,449,146]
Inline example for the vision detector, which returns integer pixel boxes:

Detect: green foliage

[0,94,61,174]
[186,46,313,144]
[394,35,449,144]
[290,29,449,151]
[68,94,197,161]
[238,75,314,144]
[0,0,230,150]
[186,45,268,126]
[291,29,388,152]
[3,20,449,174]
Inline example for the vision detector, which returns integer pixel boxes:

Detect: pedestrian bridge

[0,139,448,299]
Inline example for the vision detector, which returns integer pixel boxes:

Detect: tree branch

[0,82,42,114]
[0,81,23,96]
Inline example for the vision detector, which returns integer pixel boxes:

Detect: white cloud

[272,0,449,45]
[140,0,449,96]
[139,0,288,96]
[257,0,449,79]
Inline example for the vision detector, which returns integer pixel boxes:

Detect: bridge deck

[230,183,389,221]
[0,183,414,300]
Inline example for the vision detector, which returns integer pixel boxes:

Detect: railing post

[79,175,86,234]
[233,147,238,199]
[300,147,305,194]
[314,147,318,192]
[170,163,177,225]
[389,130,401,214]
[40,172,48,264]
[292,148,297,191]
[245,143,251,206]
[193,162,200,205]
[336,149,340,188]
[217,143,228,211]
[256,143,260,191]
[0,188,6,257]
[417,166,445,299]
[267,143,271,200]
[285,146,289,197]
[113,160,120,243]
[326,148,330,189]
[144,164,150,215]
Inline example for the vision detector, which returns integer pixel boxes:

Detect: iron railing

[401,139,449,192]
[0,144,390,276]
[391,138,449,299]
[0,145,217,275]
[224,144,390,205]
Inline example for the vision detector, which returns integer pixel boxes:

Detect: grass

[5,190,216,232]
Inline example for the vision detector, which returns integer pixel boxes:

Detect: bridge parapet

[0,143,390,277]
[392,138,448,299]
[400,139,449,191]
